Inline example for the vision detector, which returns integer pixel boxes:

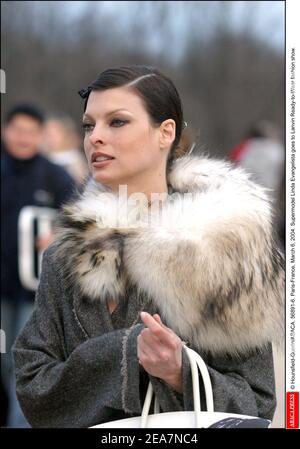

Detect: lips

[91,151,115,163]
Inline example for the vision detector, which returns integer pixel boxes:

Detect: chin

[92,169,121,188]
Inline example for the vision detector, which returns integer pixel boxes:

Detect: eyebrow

[82,109,132,120]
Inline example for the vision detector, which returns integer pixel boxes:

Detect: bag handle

[141,344,214,428]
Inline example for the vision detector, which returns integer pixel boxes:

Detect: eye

[110,118,128,127]
[81,118,128,132]
[82,123,94,133]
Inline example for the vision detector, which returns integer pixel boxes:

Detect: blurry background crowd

[1,1,285,428]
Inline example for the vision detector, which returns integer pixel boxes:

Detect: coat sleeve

[149,342,277,421]
[12,248,149,428]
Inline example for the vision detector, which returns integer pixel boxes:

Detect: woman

[12,65,284,428]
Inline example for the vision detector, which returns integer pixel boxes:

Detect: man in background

[1,103,76,427]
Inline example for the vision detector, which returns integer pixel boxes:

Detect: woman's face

[82,86,175,192]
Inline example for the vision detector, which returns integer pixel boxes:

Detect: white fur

[54,154,285,356]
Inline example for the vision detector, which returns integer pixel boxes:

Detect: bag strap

[184,345,214,428]
[140,344,214,428]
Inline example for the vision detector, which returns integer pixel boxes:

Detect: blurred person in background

[228,120,285,204]
[1,103,76,427]
[42,112,88,184]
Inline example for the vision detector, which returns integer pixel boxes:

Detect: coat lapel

[72,283,158,338]
[73,290,115,338]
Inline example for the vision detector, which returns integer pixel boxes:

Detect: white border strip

[286,0,300,429]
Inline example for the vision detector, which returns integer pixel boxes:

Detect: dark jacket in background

[1,147,76,302]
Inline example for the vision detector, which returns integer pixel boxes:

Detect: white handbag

[91,344,271,428]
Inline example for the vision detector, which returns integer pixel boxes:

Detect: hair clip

[183,121,188,130]
[78,87,91,98]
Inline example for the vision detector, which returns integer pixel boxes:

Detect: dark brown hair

[78,65,190,173]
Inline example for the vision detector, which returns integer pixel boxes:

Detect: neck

[108,167,169,205]
[4,149,38,163]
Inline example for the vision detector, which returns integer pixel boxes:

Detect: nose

[88,124,106,146]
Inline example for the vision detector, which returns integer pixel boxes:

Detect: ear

[159,119,176,150]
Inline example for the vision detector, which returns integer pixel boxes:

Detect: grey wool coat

[12,154,285,428]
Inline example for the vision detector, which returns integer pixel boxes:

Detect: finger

[153,314,175,336]
[140,328,163,351]
[138,344,154,365]
[140,311,165,335]
[140,311,176,348]
[153,314,163,325]
[139,338,158,359]
[140,329,177,367]
[153,314,170,330]
[138,347,146,365]
[137,336,150,359]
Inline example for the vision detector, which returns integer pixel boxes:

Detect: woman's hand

[137,311,184,393]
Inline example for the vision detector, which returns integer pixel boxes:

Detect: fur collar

[53,154,285,356]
